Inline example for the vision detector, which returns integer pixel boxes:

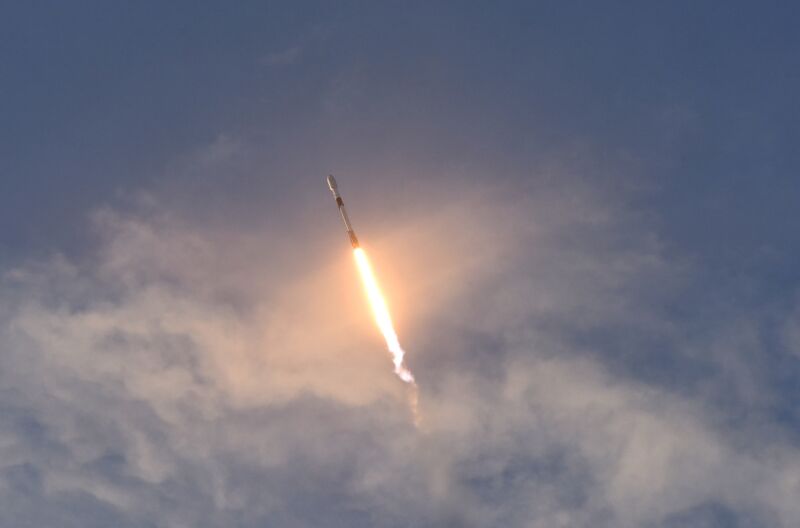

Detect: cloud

[261,46,302,66]
[783,301,800,359]
[0,175,799,527]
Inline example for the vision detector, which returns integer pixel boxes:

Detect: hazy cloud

[1,174,798,527]
[261,46,302,66]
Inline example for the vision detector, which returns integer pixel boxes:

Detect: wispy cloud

[261,46,302,66]
[1,174,799,526]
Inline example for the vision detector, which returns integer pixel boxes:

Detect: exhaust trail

[326,176,419,419]
[353,247,415,384]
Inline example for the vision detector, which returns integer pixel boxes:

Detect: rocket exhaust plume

[326,175,418,413]
[353,247,415,384]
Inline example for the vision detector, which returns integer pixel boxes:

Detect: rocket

[326,175,360,248]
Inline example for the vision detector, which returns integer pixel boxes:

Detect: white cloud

[0,177,798,526]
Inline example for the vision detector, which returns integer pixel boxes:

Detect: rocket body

[327,175,360,248]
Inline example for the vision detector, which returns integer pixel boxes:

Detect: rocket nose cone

[326,175,338,192]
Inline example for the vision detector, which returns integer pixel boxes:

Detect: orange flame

[353,248,415,384]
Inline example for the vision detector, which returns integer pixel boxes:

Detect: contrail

[326,176,419,417]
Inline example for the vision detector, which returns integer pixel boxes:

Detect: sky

[2,2,800,526]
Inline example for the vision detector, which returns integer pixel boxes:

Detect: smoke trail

[353,248,416,384]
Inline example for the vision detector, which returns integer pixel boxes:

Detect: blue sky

[2,2,800,526]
